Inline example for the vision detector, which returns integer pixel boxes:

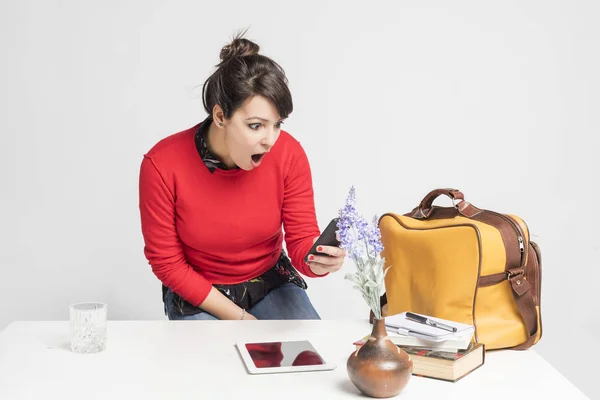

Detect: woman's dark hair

[202,31,293,120]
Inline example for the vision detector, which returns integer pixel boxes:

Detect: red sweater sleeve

[282,140,328,278]
[138,155,213,306]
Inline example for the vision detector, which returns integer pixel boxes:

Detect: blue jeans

[165,283,321,320]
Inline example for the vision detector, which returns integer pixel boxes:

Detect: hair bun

[220,37,260,63]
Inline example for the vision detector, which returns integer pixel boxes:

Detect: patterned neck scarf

[194,116,239,173]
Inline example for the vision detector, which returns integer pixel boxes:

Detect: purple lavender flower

[339,186,358,225]
[336,186,385,261]
[355,216,369,241]
[339,186,390,320]
[337,186,360,259]
[368,215,384,254]
[337,217,363,259]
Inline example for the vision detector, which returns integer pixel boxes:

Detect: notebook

[354,329,473,351]
[385,312,475,342]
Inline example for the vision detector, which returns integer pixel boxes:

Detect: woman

[138,33,346,320]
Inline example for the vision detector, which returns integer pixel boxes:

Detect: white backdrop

[1,1,598,398]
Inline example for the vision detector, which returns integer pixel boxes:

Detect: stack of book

[354,312,485,382]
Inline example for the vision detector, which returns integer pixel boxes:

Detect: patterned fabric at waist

[163,250,307,316]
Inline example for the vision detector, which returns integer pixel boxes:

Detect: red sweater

[139,123,323,306]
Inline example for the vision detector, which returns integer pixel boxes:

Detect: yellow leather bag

[376,189,542,350]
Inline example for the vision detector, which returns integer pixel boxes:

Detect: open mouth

[251,153,265,163]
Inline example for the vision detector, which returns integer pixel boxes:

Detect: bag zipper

[484,210,527,267]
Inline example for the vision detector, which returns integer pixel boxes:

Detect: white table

[0,320,589,399]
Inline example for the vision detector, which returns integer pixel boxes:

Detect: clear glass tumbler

[69,302,107,354]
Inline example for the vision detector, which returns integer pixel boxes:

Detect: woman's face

[221,95,285,171]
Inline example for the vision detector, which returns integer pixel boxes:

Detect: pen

[406,312,457,333]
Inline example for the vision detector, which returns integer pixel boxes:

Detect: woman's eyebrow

[245,116,284,123]
[245,116,270,122]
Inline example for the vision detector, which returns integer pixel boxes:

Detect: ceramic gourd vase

[347,318,413,398]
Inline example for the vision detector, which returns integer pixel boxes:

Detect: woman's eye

[248,123,262,130]
[275,121,283,129]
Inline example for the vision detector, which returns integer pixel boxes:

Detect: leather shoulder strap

[508,244,541,350]
[508,273,539,349]
[478,251,540,349]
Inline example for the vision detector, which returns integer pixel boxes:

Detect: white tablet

[235,340,337,374]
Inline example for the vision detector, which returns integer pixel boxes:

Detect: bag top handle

[410,188,481,219]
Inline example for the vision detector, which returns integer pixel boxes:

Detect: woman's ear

[212,105,226,127]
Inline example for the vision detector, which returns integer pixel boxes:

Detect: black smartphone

[304,218,341,263]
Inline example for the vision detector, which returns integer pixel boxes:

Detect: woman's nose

[262,129,277,148]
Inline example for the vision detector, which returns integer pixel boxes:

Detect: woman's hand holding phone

[305,218,347,275]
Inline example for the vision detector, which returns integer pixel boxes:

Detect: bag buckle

[507,268,529,294]
[506,268,524,280]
